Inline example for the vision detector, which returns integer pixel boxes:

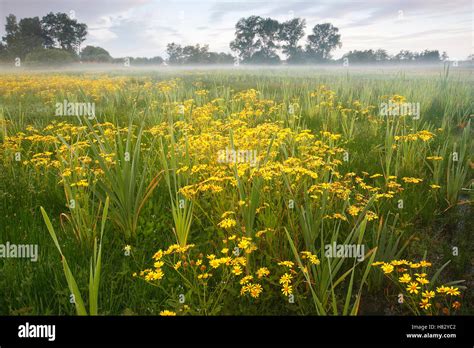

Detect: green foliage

[24,48,77,66]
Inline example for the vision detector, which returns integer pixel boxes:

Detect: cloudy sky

[0,0,472,60]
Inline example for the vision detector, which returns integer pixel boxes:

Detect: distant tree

[374,49,389,62]
[279,18,306,63]
[230,16,281,64]
[441,51,449,61]
[2,14,19,49]
[230,16,261,61]
[41,12,87,52]
[166,42,233,65]
[306,23,341,62]
[209,52,234,64]
[24,47,77,66]
[341,49,378,64]
[1,12,87,61]
[166,42,184,64]
[417,50,440,62]
[182,44,211,64]
[149,56,165,64]
[0,42,8,61]
[394,50,416,61]
[2,15,45,59]
[128,56,164,65]
[80,45,112,62]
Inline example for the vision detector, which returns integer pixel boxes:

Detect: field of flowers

[0,67,472,316]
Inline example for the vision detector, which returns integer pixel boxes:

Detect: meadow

[0,66,472,316]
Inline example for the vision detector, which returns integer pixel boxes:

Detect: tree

[394,50,416,61]
[209,52,234,64]
[2,15,45,59]
[341,49,378,64]
[230,16,281,64]
[279,18,306,63]
[25,47,77,66]
[166,42,233,65]
[1,12,87,60]
[166,42,184,64]
[374,49,389,62]
[230,16,261,61]
[41,12,87,52]
[0,42,8,61]
[80,45,112,62]
[182,44,211,64]
[306,23,341,62]
[417,50,440,62]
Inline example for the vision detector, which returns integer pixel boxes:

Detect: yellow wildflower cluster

[394,130,435,142]
[373,260,463,314]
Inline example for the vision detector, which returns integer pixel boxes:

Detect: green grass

[0,66,472,315]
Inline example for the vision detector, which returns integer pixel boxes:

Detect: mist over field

[0,4,472,345]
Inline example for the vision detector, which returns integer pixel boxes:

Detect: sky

[0,0,472,60]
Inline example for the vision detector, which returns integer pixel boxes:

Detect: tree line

[0,12,463,66]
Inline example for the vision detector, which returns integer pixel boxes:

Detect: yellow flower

[420,260,431,267]
[300,251,320,265]
[238,237,252,250]
[416,277,429,285]
[62,168,72,177]
[436,285,449,294]
[145,269,164,281]
[381,263,394,274]
[406,282,420,294]
[256,267,270,278]
[419,298,431,310]
[231,265,243,275]
[197,273,212,280]
[278,261,294,268]
[399,274,412,283]
[249,283,263,298]
[240,275,253,285]
[347,205,361,216]
[430,184,441,189]
[402,177,423,184]
[160,310,176,316]
[279,273,293,285]
[153,250,163,260]
[153,261,164,268]
[218,218,237,229]
[281,284,293,296]
[391,260,409,266]
[209,259,221,269]
[422,290,435,299]
[445,286,460,296]
[240,284,250,296]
